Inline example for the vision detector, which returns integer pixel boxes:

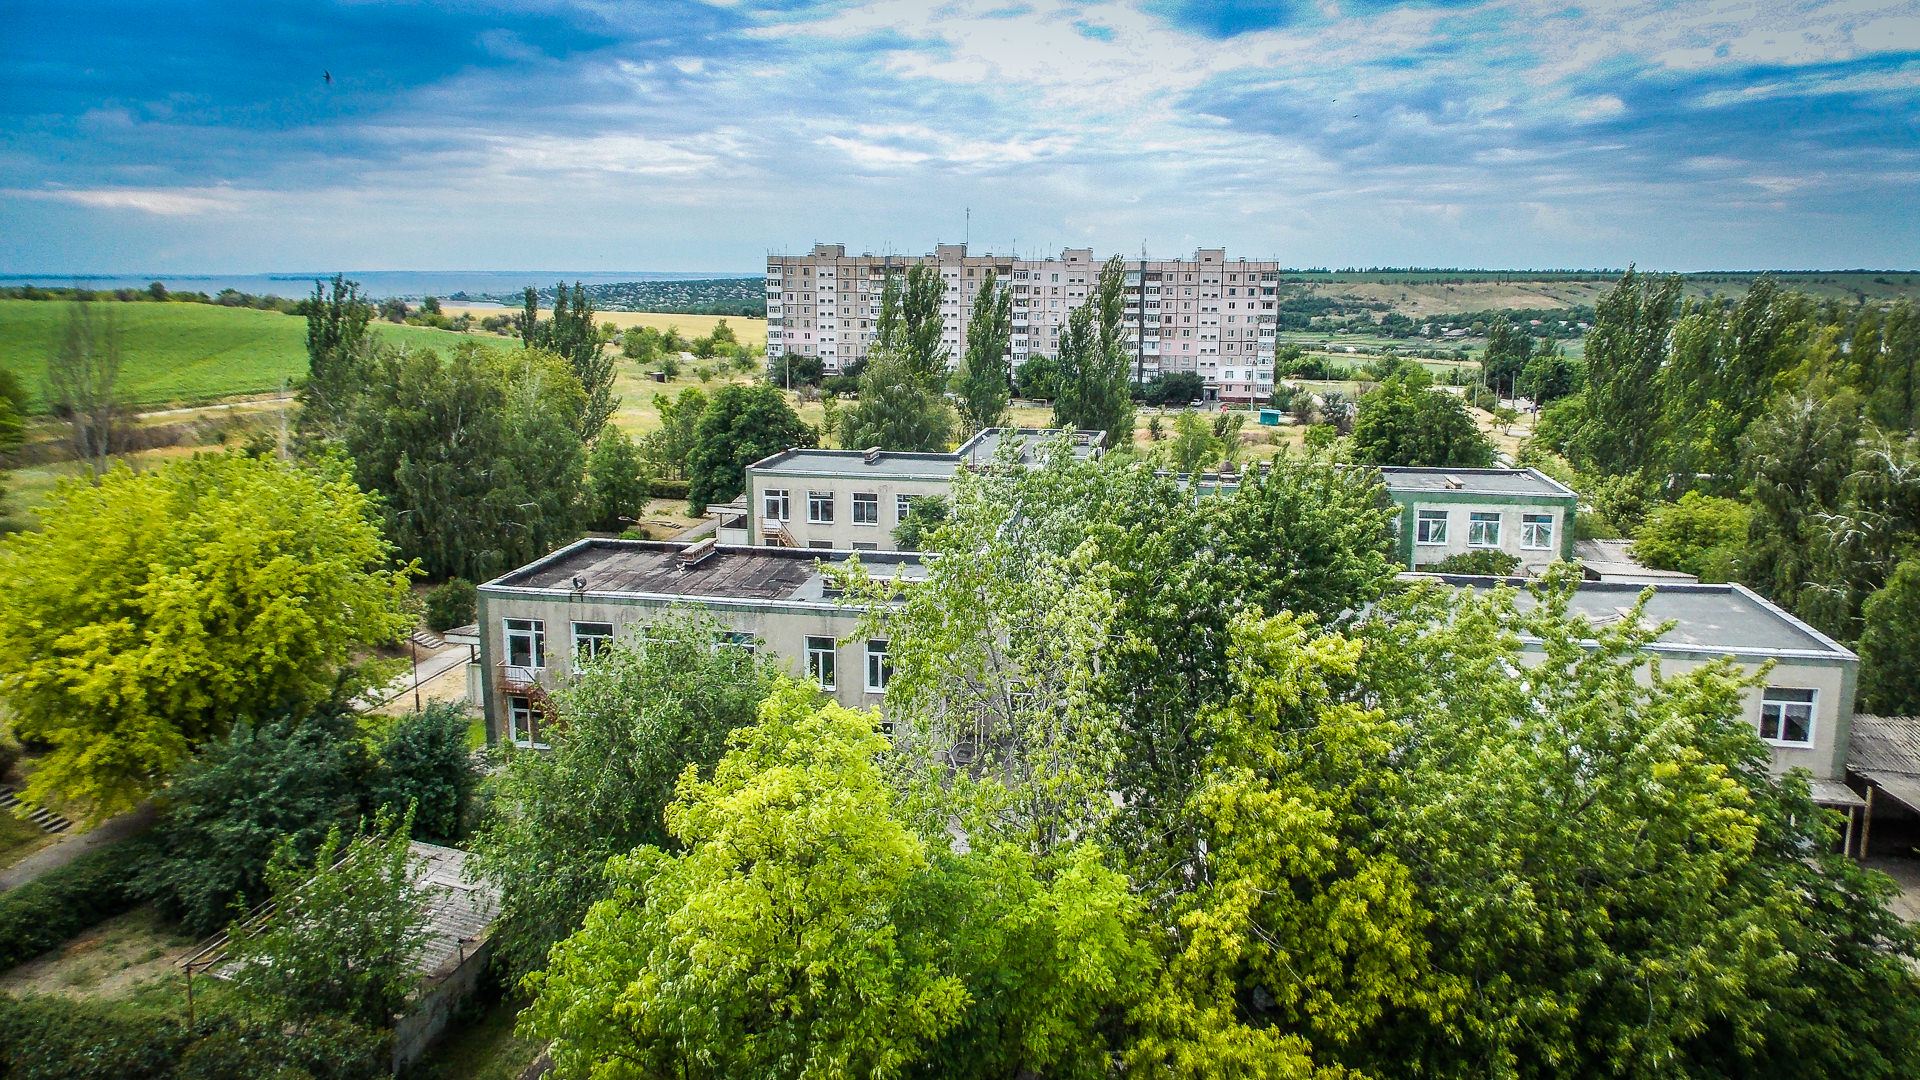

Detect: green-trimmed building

[1381,466,1578,575]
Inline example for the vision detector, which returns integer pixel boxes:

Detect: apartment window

[808,491,834,523]
[1760,687,1816,746]
[808,540,833,549]
[1467,512,1502,547]
[505,618,545,669]
[852,541,878,551]
[764,488,790,521]
[852,492,879,525]
[806,636,837,690]
[866,639,893,692]
[1521,514,1554,550]
[714,630,756,655]
[507,695,541,748]
[897,493,920,521]
[572,621,614,663]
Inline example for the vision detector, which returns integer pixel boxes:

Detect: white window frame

[897,493,920,522]
[1520,513,1554,551]
[806,635,837,691]
[1467,512,1502,548]
[714,630,757,655]
[866,639,892,693]
[852,492,879,526]
[808,490,834,524]
[1759,687,1817,747]
[1416,509,1448,545]
[571,621,614,663]
[505,618,545,670]
[764,488,790,521]
[507,695,547,750]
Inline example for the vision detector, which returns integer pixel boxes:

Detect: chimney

[677,538,718,570]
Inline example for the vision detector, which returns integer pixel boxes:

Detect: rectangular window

[571,621,614,663]
[763,488,790,521]
[1467,512,1502,547]
[714,630,756,655]
[806,635,837,690]
[807,540,833,549]
[897,493,919,521]
[505,618,545,669]
[866,639,892,692]
[508,695,537,747]
[1760,687,1816,745]
[808,491,834,523]
[852,492,879,525]
[852,542,878,551]
[1521,514,1554,550]
[1416,510,1448,545]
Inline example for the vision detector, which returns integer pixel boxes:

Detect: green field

[0,300,503,412]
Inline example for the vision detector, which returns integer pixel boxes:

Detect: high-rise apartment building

[765,242,1285,402]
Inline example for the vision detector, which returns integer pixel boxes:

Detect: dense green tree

[473,609,777,978]
[0,453,412,817]
[1350,374,1495,468]
[296,275,374,445]
[1015,353,1060,399]
[1167,409,1220,474]
[1481,318,1534,396]
[767,350,825,388]
[369,703,479,844]
[522,283,618,440]
[423,577,476,632]
[134,708,372,936]
[685,383,817,513]
[46,294,123,479]
[1739,390,1861,622]
[1851,300,1920,432]
[1631,491,1750,581]
[224,810,432,1031]
[844,264,959,452]
[955,269,1013,434]
[638,385,706,481]
[1519,340,1580,404]
[346,342,586,582]
[0,369,25,509]
[1859,556,1920,716]
[583,426,650,531]
[1570,267,1683,478]
[1052,256,1135,441]
[891,493,949,551]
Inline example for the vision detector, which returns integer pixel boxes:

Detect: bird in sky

[324,71,332,85]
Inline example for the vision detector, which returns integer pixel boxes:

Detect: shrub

[0,995,387,1080]
[1430,549,1522,576]
[370,704,479,843]
[424,579,476,632]
[1630,492,1749,581]
[646,477,692,500]
[0,838,152,970]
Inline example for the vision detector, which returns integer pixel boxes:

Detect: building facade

[765,242,1287,402]
[739,428,1106,551]
[1383,467,1580,576]
[475,539,922,747]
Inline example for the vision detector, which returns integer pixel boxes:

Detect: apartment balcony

[496,662,542,692]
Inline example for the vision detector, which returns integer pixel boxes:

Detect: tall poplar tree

[523,282,618,440]
[1571,267,1683,479]
[1051,255,1134,442]
[955,269,1012,434]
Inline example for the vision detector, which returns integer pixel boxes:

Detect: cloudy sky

[3,0,1917,273]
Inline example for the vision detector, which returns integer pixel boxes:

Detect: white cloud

[17,187,243,216]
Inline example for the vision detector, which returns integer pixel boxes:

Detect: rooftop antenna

[964,207,970,247]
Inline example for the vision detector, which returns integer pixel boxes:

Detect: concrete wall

[1394,494,1576,575]
[477,588,886,745]
[748,472,952,550]
[391,936,493,1072]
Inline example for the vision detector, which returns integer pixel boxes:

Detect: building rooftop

[1574,539,1700,584]
[748,427,1106,479]
[485,539,926,604]
[1416,575,1857,661]
[1379,466,1577,499]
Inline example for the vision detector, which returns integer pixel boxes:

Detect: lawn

[0,300,512,412]
[0,813,52,871]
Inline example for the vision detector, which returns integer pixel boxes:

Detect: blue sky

[2,0,1916,272]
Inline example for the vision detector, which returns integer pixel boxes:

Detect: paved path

[359,645,472,711]
[0,802,157,893]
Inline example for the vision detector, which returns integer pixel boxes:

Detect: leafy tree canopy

[0,453,413,817]
[1350,375,1495,468]
[686,383,817,513]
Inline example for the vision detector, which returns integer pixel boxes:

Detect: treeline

[494,277,766,317]
[1531,270,1920,713]
[1,281,302,312]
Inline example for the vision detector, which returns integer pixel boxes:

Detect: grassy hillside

[0,300,501,412]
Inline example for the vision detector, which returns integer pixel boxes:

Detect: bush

[1430,549,1522,576]
[424,579,476,632]
[1630,492,1748,581]
[0,995,387,1080]
[370,704,479,843]
[0,838,151,970]
[646,477,692,500]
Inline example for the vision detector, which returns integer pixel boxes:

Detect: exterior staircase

[410,629,445,651]
[0,785,72,834]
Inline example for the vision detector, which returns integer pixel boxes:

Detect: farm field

[439,305,766,348]
[0,300,511,412]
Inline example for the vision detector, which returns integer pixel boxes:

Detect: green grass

[415,992,543,1080]
[0,300,506,412]
[0,814,51,871]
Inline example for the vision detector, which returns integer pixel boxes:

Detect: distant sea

[0,270,759,301]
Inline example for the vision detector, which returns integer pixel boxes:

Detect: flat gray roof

[748,427,1105,479]
[1380,466,1577,499]
[1416,575,1856,660]
[484,539,925,603]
